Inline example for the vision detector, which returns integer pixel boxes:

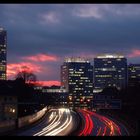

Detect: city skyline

[1,4,140,86]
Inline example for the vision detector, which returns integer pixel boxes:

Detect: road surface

[78,109,129,136]
[17,108,78,136]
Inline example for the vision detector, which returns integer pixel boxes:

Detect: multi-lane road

[16,108,129,136]
[17,108,78,136]
[78,109,129,136]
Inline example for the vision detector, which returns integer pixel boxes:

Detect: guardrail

[0,107,47,134]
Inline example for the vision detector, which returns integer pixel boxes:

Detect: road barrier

[0,107,47,134]
[18,107,47,128]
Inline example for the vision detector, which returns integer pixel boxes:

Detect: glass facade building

[128,64,140,79]
[0,28,7,80]
[94,54,127,90]
[128,64,140,86]
[61,57,93,109]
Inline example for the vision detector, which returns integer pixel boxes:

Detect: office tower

[0,28,7,80]
[61,57,93,109]
[128,64,140,86]
[94,54,127,90]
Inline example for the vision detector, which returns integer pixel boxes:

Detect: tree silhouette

[15,66,37,84]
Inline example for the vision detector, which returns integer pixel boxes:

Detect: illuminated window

[107,61,111,63]
[117,59,121,61]
[80,77,88,79]
[0,66,5,71]
[88,69,93,71]
[95,75,112,78]
[63,66,66,68]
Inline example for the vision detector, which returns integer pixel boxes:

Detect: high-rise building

[94,54,127,90]
[128,64,140,86]
[61,57,93,109]
[0,28,7,80]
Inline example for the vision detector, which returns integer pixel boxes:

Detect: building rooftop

[0,27,4,31]
[64,57,89,63]
[96,54,125,59]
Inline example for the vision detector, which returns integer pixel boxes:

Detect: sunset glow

[22,53,59,62]
[7,62,42,79]
[27,80,61,87]
[127,49,140,58]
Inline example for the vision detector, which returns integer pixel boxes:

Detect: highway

[16,108,129,136]
[78,109,129,136]
[17,108,78,136]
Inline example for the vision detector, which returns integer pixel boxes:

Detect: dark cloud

[0,4,140,81]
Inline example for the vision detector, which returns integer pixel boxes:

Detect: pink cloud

[22,53,59,62]
[30,80,61,87]
[127,49,140,58]
[7,62,42,79]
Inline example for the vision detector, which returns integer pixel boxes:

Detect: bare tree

[15,66,37,84]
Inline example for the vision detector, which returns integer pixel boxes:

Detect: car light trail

[49,112,56,122]
[37,114,62,135]
[42,113,62,131]
[97,127,102,136]
[102,126,107,136]
[45,115,72,136]
[78,110,94,136]
[78,109,123,136]
[85,109,122,136]
[33,108,73,136]
[33,113,59,136]
[33,110,62,136]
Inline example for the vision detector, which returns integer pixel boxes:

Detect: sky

[0,4,140,86]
